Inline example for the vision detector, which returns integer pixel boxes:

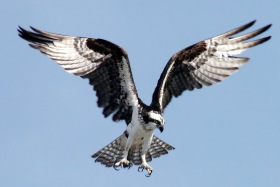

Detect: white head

[147,111,165,132]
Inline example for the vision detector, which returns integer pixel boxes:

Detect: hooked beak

[157,125,164,133]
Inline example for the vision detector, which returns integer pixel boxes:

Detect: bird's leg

[138,135,153,177]
[114,132,134,170]
[138,154,153,177]
[114,151,132,170]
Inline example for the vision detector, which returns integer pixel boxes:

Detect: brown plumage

[18,20,271,176]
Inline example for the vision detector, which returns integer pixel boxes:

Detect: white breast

[126,105,155,146]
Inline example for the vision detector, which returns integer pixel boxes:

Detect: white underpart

[122,104,155,162]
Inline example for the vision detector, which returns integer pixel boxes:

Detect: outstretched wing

[18,27,138,124]
[151,20,272,112]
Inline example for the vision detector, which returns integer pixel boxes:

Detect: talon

[123,161,132,169]
[113,165,120,171]
[145,170,152,177]
[114,158,131,171]
[138,163,153,176]
[138,166,144,172]
[113,161,121,171]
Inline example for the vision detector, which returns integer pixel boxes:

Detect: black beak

[158,126,164,133]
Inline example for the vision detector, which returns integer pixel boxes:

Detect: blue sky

[1,0,279,186]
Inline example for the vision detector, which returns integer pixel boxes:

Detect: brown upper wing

[18,27,139,124]
[151,20,272,112]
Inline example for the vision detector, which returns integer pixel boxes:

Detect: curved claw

[113,166,120,171]
[138,163,153,176]
[123,162,132,170]
[113,163,121,171]
[138,166,144,172]
[145,170,152,177]
[114,159,132,171]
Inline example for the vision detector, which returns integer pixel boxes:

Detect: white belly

[126,122,155,147]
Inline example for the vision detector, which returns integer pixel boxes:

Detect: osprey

[18,20,271,177]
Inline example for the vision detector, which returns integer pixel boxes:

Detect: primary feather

[18,20,271,176]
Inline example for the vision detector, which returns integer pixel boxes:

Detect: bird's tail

[92,133,126,167]
[92,133,175,167]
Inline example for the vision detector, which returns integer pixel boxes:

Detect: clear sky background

[1,0,279,187]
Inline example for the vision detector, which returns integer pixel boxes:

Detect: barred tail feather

[128,135,175,164]
[92,134,126,167]
[145,135,175,162]
[92,134,175,167]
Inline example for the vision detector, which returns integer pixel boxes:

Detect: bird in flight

[18,20,271,177]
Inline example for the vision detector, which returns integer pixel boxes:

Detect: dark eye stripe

[151,119,160,125]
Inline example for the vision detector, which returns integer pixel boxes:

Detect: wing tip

[29,44,38,49]
[18,26,30,41]
[255,36,272,46]
[18,25,35,34]
[263,23,272,31]
[248,19,257,27]
[264,35,272,41]
[17,25,26,36]
[30,26,43,34]
[237,19,256,33]
[255,24,272,38]
[214,20,271,40]
[243,21,272,38]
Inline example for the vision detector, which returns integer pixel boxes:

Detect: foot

[138,163,153,177]
[114,158,132,170]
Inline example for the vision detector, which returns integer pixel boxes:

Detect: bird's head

[147,111,165,133]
